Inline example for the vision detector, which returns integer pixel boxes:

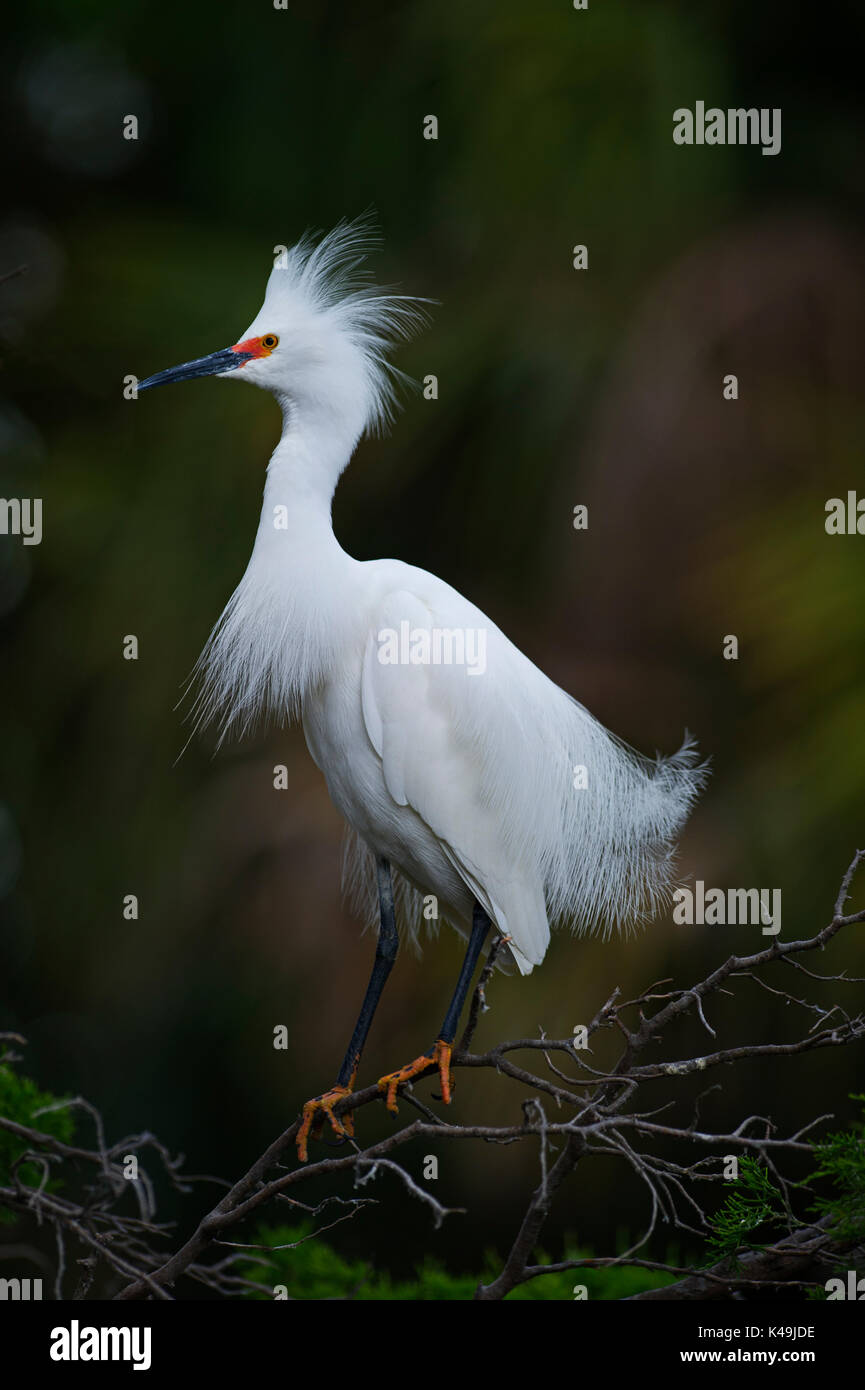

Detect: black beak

[138,346,254,392]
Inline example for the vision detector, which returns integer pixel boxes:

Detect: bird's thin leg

[296,858,398,1161]
[334,858,399,1085]
[438,902,493,1047]
[378,902,492,1114]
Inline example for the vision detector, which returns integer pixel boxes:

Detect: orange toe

[296,1083,355,1162]
[377,1039,454,1114]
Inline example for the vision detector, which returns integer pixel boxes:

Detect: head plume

[244,213,431,436]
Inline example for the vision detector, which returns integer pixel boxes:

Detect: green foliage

[0,1062,75,1221]
[240,1223,675,1301]
[808,1095,865,1243]
[707,1099,865,1282]
[705,1157,789,1265]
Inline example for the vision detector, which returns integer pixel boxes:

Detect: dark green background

[1,0,864,1290]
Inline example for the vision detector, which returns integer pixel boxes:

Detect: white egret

[139,217,705,1161]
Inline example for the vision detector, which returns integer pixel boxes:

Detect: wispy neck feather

[188,410,359,744]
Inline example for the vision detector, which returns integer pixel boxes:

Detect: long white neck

[253,397,353,553]
[192,399,364,741]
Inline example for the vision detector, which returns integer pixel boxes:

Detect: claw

[296,1083,355,1162]
[377,1039,454,1115]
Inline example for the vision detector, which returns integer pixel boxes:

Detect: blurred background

[1,0,864,1291]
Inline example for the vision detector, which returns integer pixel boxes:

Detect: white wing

[361,584,549,973]
[359,563,704,972]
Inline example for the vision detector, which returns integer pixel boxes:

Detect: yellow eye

[261,334,278,350]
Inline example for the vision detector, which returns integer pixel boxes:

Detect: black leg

[335,857,399,1086]
[377,901,492,1113]
[438,902,492,1044]
[297,857,400,1159]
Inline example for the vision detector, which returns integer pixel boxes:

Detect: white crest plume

[259,212,431,433]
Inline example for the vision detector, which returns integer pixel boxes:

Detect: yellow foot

[296,1084,355,1163]
[377,1039,454,1115]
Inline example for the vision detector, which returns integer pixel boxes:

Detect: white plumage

[171,216,705,976]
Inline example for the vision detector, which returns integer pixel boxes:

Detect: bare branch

[2,851,862,1302]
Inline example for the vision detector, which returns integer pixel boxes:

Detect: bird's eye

[261,334,278,350]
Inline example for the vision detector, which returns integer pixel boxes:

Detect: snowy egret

[139,218,705,1161]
